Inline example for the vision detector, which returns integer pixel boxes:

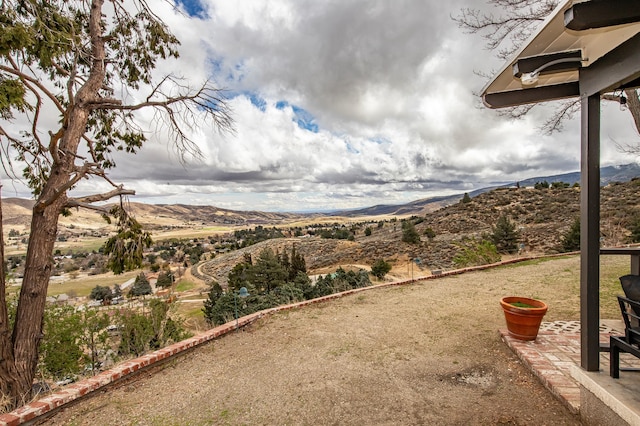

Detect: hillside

[3,178,639,279]
[334,163,640,217]
[0,199,315,240]
[192,179,640,285]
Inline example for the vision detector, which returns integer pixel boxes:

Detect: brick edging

[0,253,570,425]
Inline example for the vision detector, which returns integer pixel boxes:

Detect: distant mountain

[511,163,640,188]
[335,163,640,217]
[3,164,639,227]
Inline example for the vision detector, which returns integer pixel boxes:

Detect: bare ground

[45,256,608,426]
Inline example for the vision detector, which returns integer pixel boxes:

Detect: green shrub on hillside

[453,239,501,268]
[401,221,420,244]
[561,217,581,252]
[490,215,519,254]
[628,215,640,243]
[371,259,392,279]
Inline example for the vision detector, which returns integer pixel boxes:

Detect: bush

[561,217,581,252]
[118,299,189,356]
[156,271,173,288]
[129,272,152,297]
[453,239,501,268]
[401,221,420,244]
[628,215,640,243]
[371,259,392,279]
[423,227,436,239]
[490,215,519,254]
[89,285,113,303]
[39,306,111,380]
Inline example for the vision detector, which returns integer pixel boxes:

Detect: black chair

[610,295,640,378]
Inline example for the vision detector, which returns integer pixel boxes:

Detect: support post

[580,93,601,371]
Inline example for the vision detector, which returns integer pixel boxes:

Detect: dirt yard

[46,255,621,425]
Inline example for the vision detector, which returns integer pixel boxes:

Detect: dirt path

[47,256,595,425]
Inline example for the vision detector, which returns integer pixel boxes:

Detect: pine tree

[130,273,152,297]
[491,215,519,254]
[401,221,420,244]
[561,218,581,252]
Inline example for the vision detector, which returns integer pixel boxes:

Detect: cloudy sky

[5,0,640,212]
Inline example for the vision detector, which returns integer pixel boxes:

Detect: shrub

[490,215,519,254]
[453,239,501,268]
[560,217,581,252]
[423,227,436,239]
[628,215,640,243]
[129,272,152,297]
[156,271,173,288]
[401,221,420,244]
[371,259,392,279]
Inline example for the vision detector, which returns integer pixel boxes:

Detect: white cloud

[4,0,639,212]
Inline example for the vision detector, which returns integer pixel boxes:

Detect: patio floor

[500,320,640,425]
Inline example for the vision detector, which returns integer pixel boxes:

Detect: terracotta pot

[500,296,548,341]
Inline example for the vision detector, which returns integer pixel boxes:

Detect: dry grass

[46,254,631,425]
[46,271,139,297]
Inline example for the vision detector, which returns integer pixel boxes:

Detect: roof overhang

[482,0,640,109]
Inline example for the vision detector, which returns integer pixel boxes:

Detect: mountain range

[2,163,639,232]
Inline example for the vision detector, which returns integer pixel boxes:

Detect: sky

[4,0,640,212]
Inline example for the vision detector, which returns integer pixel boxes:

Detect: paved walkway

[500,320,640,422]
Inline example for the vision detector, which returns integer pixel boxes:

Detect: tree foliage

[203,248,371,327]
[129,273,152,297]
[0,0,232,407]
[561,217,581,252]
[89,285,113,303]
[118,299,189,357]
[629,215,640,244]
[371,259,392,279]
[490,215,519,254]
[156,271,173,289]
[453,239,501,268]
[39,305,111,381]
[401,221,420,244]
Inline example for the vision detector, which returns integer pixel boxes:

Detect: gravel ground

[46,256,594,425]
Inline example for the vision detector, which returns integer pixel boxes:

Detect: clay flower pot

[500,296,548,341]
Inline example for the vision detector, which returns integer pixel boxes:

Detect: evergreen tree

[252,249,287,293]
[89,285,113,303]
[401,221,420,244]
[561,217,581,252]
[628,215,640,243]
[156,271,173,289]
[290,247,307,280]
[202,282,229,326]
[129,273,152,297]
[462,193,472,203]
[490,215,519,254]
[228,261,254,291]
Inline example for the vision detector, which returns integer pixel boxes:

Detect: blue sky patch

[276,101,319,133]
[175,0,207,18]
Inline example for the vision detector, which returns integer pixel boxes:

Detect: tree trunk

[0,192,22,410]
[10,190,66,404]
[5,0,106,406]
[625,88,640,135]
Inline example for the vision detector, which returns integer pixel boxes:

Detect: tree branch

[67,186,136,207]
[0,63,66,115]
